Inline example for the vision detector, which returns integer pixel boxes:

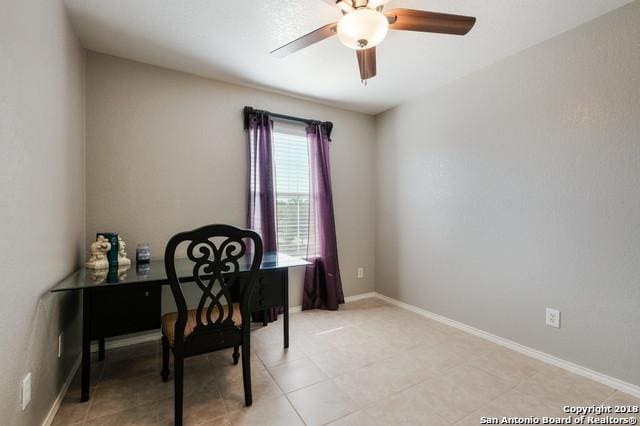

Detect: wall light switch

[21,372,31,411]
[357,267,364,279]
[545,308,561,328]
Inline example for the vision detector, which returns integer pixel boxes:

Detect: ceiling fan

[271,0,476,83]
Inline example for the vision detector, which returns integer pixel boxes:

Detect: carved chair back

[164,224,263,349]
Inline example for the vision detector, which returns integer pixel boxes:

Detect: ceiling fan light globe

[337,8,389,50]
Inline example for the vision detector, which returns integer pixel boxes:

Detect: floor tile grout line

[211,376,233,422]
[205,352,233,423]
[299,343,454,426]
[461,374,524,421]
[79,391,95,425]
[448,363,556,425]
[256,348,311,370]
[310,324,532,425]
[276,309,483,397]
[260,351,309,425]
[468,357,546,387]
[282,392,309,426]
[86,348,221,423]
[82,383,170,423]
[322,377,454,426]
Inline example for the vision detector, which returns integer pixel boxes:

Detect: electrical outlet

[545,308,561,328]
[357,267,364,279]
[21,372,31,411]
[58,333,63,358]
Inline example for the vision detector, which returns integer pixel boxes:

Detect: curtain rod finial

[323,122,334,141]
[243,106,256,130]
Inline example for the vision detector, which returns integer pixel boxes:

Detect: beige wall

[375,2,640,386]
[85,52,377,308]
[4,4,636,422]
[0,0,86,424]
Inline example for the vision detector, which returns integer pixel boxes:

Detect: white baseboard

[43,331,161,426]
[90,331,162,353]
[373,292,640,398]
[289,291,377,313]
[42,355,81,426]
[345,292,377,302]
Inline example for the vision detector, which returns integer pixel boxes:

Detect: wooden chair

[161,224,263,426]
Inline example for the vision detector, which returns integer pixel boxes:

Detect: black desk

[50,251,309,402]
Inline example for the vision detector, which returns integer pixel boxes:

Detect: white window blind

[273,121,311,258]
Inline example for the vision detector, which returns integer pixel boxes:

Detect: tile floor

[53,297,639,425]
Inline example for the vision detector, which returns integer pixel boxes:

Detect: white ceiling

[64,0,632,114]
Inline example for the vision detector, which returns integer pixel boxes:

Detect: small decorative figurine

[96,232,119,266]
[117,236,131,267]
[86,236,111,270]
[88,269,108,283]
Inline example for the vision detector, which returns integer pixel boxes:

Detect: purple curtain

[303,123,344,310]
[248,113,277,252]
[247,112,282,322]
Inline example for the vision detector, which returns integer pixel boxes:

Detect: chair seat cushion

[162,303,242,345]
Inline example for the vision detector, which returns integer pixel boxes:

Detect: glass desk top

[50,251,310,292]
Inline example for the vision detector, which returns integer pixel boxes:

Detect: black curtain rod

[243,106,333,140]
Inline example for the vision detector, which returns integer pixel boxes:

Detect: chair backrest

[164,224,263,346]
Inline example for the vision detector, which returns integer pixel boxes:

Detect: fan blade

[271,23,338,58]
[385,9,476,35]
[356,47,376,80]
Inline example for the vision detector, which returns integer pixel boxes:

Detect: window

[272,121,311,258]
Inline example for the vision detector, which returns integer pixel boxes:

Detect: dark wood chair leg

[98,338,106,361]
[161,335,170,382]
[232,345,240,365]
[262,309,268,326]
[174,354,184,426]
[241,339,252,406]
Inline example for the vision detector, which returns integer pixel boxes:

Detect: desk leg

[283,269,289,349]
[81,289,91,402]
